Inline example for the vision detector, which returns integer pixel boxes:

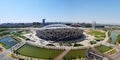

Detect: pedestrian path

[0,37,26,60]
[8,41,26,52]
[102,43,115,47]
[54,48,71,60]
[0,49,15,60]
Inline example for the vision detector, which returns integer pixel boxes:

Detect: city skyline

[0,0,120,24]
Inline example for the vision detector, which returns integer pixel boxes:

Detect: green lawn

[90,41,97,45]
[0,47,2,50]
[95,45,112,53]
[106,49,117,55]
[16,44,63,59]
[115,34,120,44]
[64,49,86,59]
[88,30,105,35]
[0,42,6,48]
[88,30,105,41]
[0,31,10,37]
[12,31,27,39]
[108,31,112,43]
[0,28,7,32]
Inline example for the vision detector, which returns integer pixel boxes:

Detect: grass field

[12,32,27,39]
[95,45,112,53]
[88,30,105,41]
[0,31,10,37]
[16,44,63,59]
[64,49,86,59]
[0,28,7,32]
[88,30,105,35]
[115,34,120,44]
[106,49,117,55]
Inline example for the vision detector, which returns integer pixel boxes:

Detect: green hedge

[96,45,112,53]
[0,42,6,48]
[115,34,120,44]
[90,41,97,45]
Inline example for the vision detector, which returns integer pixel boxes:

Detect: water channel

[0,36,18,49]
[110,30,120,44]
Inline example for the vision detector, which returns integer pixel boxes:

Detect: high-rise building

[92,21,96,30]
[42,19,46,26]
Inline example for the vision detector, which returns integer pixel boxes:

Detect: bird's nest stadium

[36,24,84,42]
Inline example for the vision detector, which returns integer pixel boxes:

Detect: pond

[110,30,120,44]
[0,36,18,49]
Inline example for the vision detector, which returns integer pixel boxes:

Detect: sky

[0,0,120,24]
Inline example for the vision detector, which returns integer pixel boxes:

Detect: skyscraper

[42,19,46,26]
[92,21,96,30]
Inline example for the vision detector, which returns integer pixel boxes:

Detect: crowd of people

[36,28,83,41]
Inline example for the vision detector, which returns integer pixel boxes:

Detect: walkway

[104,31,120,60]
[88,48,112,60]
[8,41,26,52]
[0,50,15,60]
[0,37,26,60]
[54,48,71,60]
[110,46,120,60]
[102,43,115,47]
[100,31,115,46]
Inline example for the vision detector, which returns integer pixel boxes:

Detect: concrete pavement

[54,48,71,60]
[110,46,120,60]
[0,50,14,60]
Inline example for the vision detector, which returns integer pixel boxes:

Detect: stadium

[36,24,84,42]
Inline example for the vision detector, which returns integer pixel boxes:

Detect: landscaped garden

[64,49,86,59]
[16,44,64,59]
[0,47,3,52]
[108,31,112,43]
[0,28,10,37]
[105,49,117,55]
[95,45,112,53]
[12,31,27,39]
[0,31,10,37]
[115,34,120,44]
[0,28,7,32]
[90,41,97,45]
[74,44,83,47]
[88,30,105,41]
